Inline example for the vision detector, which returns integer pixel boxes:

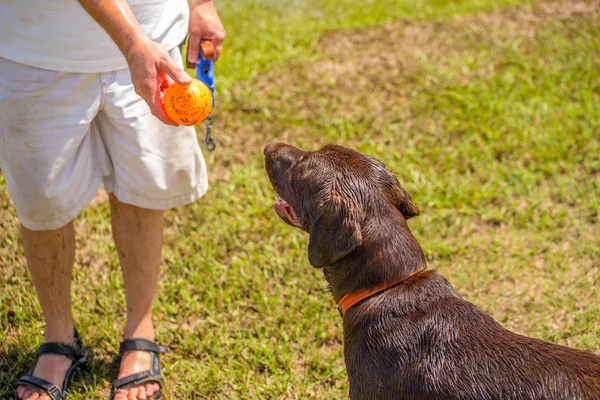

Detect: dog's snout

[264,141,286,158]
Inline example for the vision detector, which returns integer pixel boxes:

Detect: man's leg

[16,223,76,400]
[109,194,164,400]
[1,56,105,400]
[99,46,208,400]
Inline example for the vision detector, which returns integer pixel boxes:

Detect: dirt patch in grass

[206,0,599,182]
[321,1,599,50]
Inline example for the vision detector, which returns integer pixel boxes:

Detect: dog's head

[264,141,419,268]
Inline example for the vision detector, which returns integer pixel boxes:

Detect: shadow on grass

[0,344,119,398]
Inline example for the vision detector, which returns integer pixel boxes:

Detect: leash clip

[204,115,216,152]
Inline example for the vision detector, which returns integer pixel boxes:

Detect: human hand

[126,38,193,126]
[188,0,226,64]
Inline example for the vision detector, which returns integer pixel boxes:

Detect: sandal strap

[119,338,166,355]
[111,370,161,390]
[36,343,80,361]
[34,328,86,361]
[16,375,64,400]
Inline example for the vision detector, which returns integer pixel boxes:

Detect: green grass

[2,0,600,399]
[214,0,535,89]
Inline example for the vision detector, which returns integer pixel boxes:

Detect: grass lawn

[1,0,599,398]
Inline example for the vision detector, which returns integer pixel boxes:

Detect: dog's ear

[386,172,419,219]
[395,185,419,219]
[308,204,363,268]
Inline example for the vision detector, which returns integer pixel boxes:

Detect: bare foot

[16,353,73,400]
[112,350,161,400]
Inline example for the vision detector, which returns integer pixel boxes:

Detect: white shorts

[0,48,208,230]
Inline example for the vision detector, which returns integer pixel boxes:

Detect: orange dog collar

[338,266,426,317]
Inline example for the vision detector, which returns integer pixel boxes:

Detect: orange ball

[163,79,213,126]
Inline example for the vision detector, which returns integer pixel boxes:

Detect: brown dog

[264,141,600,400]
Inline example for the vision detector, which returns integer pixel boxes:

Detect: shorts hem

[17,176,103,231]
[109,181,209,210]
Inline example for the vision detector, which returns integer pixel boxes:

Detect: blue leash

[196,46,216,151]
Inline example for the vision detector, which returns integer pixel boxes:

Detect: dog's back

[344,270,600,400]
[264,142,600,400]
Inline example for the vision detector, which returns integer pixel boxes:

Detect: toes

[19,387,62,400]
[26,390,40,400]
[20,387,33,400]
[144,383,154,396]
[137,386,147,400]
[114,389,128,400]
[144,382,160,396]
[127,386,139,400]
[114,384,155,400]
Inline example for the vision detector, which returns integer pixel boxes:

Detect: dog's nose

[263,141,286,157]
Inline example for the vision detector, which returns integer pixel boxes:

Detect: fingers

[129,44,184,125]
[135,78,177,126]
[160,56,192,85]
[187,30,201,65]
[211,37,224,61]
[149,83,178,126]
[188,31,225,63]
[162,74,175,89]
[127,38,193,125]
[187,1,226,63]
[210,30,225,61]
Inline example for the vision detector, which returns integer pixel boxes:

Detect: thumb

[162,59,192,85]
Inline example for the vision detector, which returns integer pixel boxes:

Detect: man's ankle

[124,315,155,341]
[44,321,75,344]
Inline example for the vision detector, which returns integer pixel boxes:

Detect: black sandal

[15,328,88,400]
[109,338,166,400]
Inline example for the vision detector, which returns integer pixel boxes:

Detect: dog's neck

[323,208,427,302]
